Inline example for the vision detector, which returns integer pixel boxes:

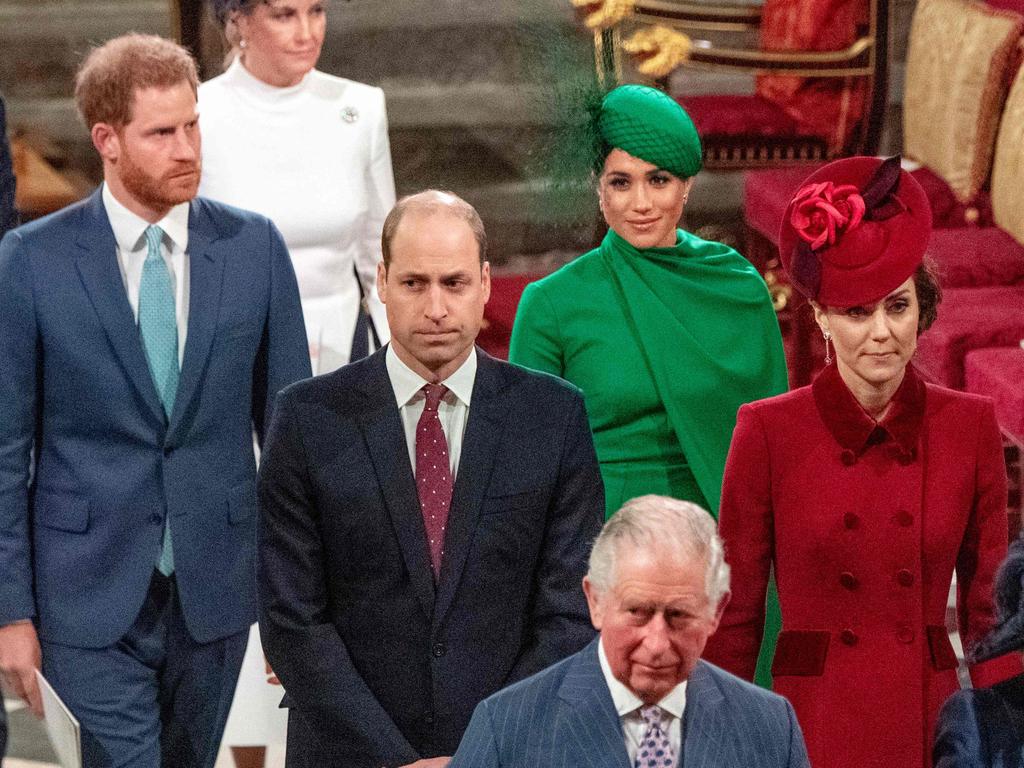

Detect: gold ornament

[571,0,637,30]
[622,25,693,79]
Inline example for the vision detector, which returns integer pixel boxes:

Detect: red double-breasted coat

[704,363,1021,768]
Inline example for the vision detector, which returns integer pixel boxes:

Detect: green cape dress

[509,227,788,685]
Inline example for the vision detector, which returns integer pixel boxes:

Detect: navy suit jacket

[257,347,604,767]
[450,639,811,768]
[0,188,310,648]
[934,673,1024,767]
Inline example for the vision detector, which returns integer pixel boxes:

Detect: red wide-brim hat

[778,156,932,307]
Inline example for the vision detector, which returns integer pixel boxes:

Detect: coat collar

[812,361,925,462]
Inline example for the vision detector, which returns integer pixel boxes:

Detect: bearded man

[0,33,310,768]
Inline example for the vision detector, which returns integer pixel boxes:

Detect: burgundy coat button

[897,626,915,644]
[896,510,913,527]
[840,629,858,646]
[897,569,914,587]
[840,449,857,466]
[839,571,859,590]
[843,512,859,530]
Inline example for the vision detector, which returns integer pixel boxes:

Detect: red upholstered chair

[581,0,888,169]
[913,286,1024,389]
[476,273,544,360]
[965,346,1024,529]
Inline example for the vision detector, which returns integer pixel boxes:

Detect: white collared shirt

[102,183,190,365]
[385,344,476,479]
[598,637,687,763]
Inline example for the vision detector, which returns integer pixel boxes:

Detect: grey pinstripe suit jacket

[449,639,810,768]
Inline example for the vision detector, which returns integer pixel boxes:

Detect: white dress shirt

[102,183,190,365]
[385,345,476,479]
[598,637,687,763]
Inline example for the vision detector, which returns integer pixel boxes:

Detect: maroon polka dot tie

[416,383,452,579]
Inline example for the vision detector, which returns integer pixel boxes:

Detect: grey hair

[587,495,730,609]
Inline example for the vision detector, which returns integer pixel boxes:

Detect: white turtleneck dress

[199,58,395,374]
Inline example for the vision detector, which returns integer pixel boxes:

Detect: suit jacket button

[432,642,447,658]
[840,449,857,466]
[843,512,859,530]
[896,569,914,587]
[150,513,162,525]
[424,714,435,725]
[163,446,174,458]
[897,626,914,644]
[840,629,858,646]
[839,571,859,590]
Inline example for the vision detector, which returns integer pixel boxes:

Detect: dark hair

[74,34,198,129]
[211,0,263,26]
[914,258,942,334]
[381,190,487,268]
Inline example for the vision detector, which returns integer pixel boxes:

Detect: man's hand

[399,758,451,768]
[263,654,281,686]
[0,620,43,717]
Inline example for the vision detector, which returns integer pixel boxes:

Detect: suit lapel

[357,351,436,620]
[74,190,165,426]
[167,202,224,440]
[557,641,631,768]
[681,662,734,768]
[433,350,509,627]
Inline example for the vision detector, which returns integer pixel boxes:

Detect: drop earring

[823,330,833,365]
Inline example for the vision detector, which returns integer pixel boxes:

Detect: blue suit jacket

[0,188,310,648]
[257,347,604,766]
[933,673,1024,767]
[450,639,810,768]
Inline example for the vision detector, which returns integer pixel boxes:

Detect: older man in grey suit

[450,495,810,768]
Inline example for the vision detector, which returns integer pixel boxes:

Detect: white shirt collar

[598,636,687,721]
[385,344,476,408]
[102,182,190,254]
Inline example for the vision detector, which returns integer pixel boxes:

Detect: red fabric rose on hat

[790,181,866,251]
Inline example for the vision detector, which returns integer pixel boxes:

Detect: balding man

[450,495,811,768]
[257,190,605,768]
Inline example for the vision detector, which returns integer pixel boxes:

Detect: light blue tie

[139,224,179,575]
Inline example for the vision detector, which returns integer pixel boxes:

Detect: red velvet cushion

[476,273,542,360]
[912,166,995,229]
[743,166,820,242]
[965,346,1024,442]
[914,286,1024,387]
[926,227,1024,287]
[680,95,801,140]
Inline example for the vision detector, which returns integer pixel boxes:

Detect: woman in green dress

[510,84,788,520]
[509,85,788,685]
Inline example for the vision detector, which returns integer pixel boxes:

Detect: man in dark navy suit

[257,190,605,768]
[0,35,310,768]
[450,495,811,768]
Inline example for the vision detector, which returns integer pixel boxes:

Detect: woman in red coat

[703,156,1021,768]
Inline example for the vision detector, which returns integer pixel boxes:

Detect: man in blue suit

[0,34,310,768]
[257,190,604,768]
[450,495,811,768]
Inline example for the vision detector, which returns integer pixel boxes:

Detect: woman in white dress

[198,2,396,765]
[200,0,395,376]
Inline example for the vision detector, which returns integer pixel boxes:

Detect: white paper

[35,669,82,768]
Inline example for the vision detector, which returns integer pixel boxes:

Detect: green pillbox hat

[598,84,702,178]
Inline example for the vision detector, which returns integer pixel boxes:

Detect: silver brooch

[341,106,359,124]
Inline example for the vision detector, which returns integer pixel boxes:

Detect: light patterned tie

[635,705,676,768]
[415,384,452,579]
[139,224,179,575]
